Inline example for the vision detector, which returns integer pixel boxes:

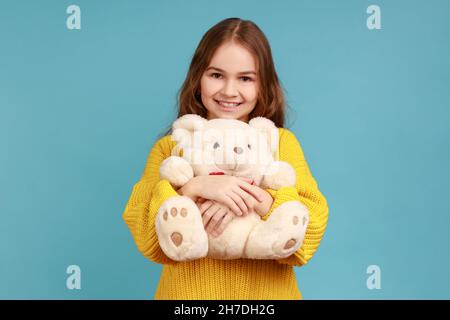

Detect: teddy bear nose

[233,147,243,154]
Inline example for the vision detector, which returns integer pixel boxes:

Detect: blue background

[1,0,449,299]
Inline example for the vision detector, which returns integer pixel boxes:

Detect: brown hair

[163,17,288,136]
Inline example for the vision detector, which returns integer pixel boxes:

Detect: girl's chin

[208,111,247,122]
[217,111,240,118]
[206,102,253,121]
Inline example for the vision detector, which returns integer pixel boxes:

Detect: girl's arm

[123,136,265,257]
[265,129,329,267]
[179,178,272,216]
[177,175,265,216]
[179,176,270,237]
[122,135,180,265]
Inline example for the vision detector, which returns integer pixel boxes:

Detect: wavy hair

[162,17,288,136]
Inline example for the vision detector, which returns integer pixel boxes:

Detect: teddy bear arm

[159,156,194,188]
[260,161,297,190]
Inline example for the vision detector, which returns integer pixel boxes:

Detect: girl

[123,17,328,300]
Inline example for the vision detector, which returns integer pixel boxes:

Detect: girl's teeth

[218,101,241,107]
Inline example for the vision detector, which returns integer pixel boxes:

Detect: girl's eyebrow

[206,66,256,75]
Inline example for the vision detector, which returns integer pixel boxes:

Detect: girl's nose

[233,147,243,154]
[222,80,238,96]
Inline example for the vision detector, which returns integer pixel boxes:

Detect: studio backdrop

[1,0,449,299]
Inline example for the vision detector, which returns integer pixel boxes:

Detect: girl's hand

[211,211,234,238]
[197,199,235,237]
[237,180,274,217]
[186,175,265,216]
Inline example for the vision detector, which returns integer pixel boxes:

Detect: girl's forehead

[208,42,256,74]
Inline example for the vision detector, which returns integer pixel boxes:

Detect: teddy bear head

[170,114,280,186]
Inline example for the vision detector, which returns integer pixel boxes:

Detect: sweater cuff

[140,179,179,265]
[148,179,179,212]
[261,186,301,221]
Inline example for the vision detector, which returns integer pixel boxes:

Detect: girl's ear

[173,114,208,132]
[248,117,279,154]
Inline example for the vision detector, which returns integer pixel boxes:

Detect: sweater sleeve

[122,135,179,265]
[261,129,329,267]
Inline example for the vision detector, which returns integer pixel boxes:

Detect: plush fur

[155,114,309,261]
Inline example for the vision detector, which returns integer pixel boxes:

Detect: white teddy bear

[155,114,309,261]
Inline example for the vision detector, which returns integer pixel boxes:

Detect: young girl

[123,17,328,300]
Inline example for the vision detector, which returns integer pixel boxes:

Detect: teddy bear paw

[155,196,208,261]
[272,208,309,258]
[245,200,309,259]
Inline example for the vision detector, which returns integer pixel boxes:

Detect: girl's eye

[211,73,222,79]
[213,142,220,149]
[247,144,252,150]
[241,76,253,82]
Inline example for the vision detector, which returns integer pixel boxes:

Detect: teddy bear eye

[213,142,220,149]
[247,144,252,150]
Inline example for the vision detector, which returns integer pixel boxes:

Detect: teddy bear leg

[155,196,208,261]
[207,213,261,259]
[244,201,309,259]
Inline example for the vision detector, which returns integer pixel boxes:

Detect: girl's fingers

[205,207,228,234]
[199,200,214,214]
[212,212,234,237]
[227,191,248,216]
[220,195,243,216]
[202,205,221,227]
[238,181,264,202]
[238,177,254,185]
[232,188,257,214]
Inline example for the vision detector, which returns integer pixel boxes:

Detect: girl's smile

[214,99,243,111]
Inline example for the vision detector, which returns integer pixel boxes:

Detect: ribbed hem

[154,258,302,300]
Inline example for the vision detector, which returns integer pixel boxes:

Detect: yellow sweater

[122,128,329,300]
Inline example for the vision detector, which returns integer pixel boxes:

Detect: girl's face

[200,42,259,123]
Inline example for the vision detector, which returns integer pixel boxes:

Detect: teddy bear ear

[173,114,208,132]
[248,116,277,132]
[248,117,279,153]
[171,114,208,156]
